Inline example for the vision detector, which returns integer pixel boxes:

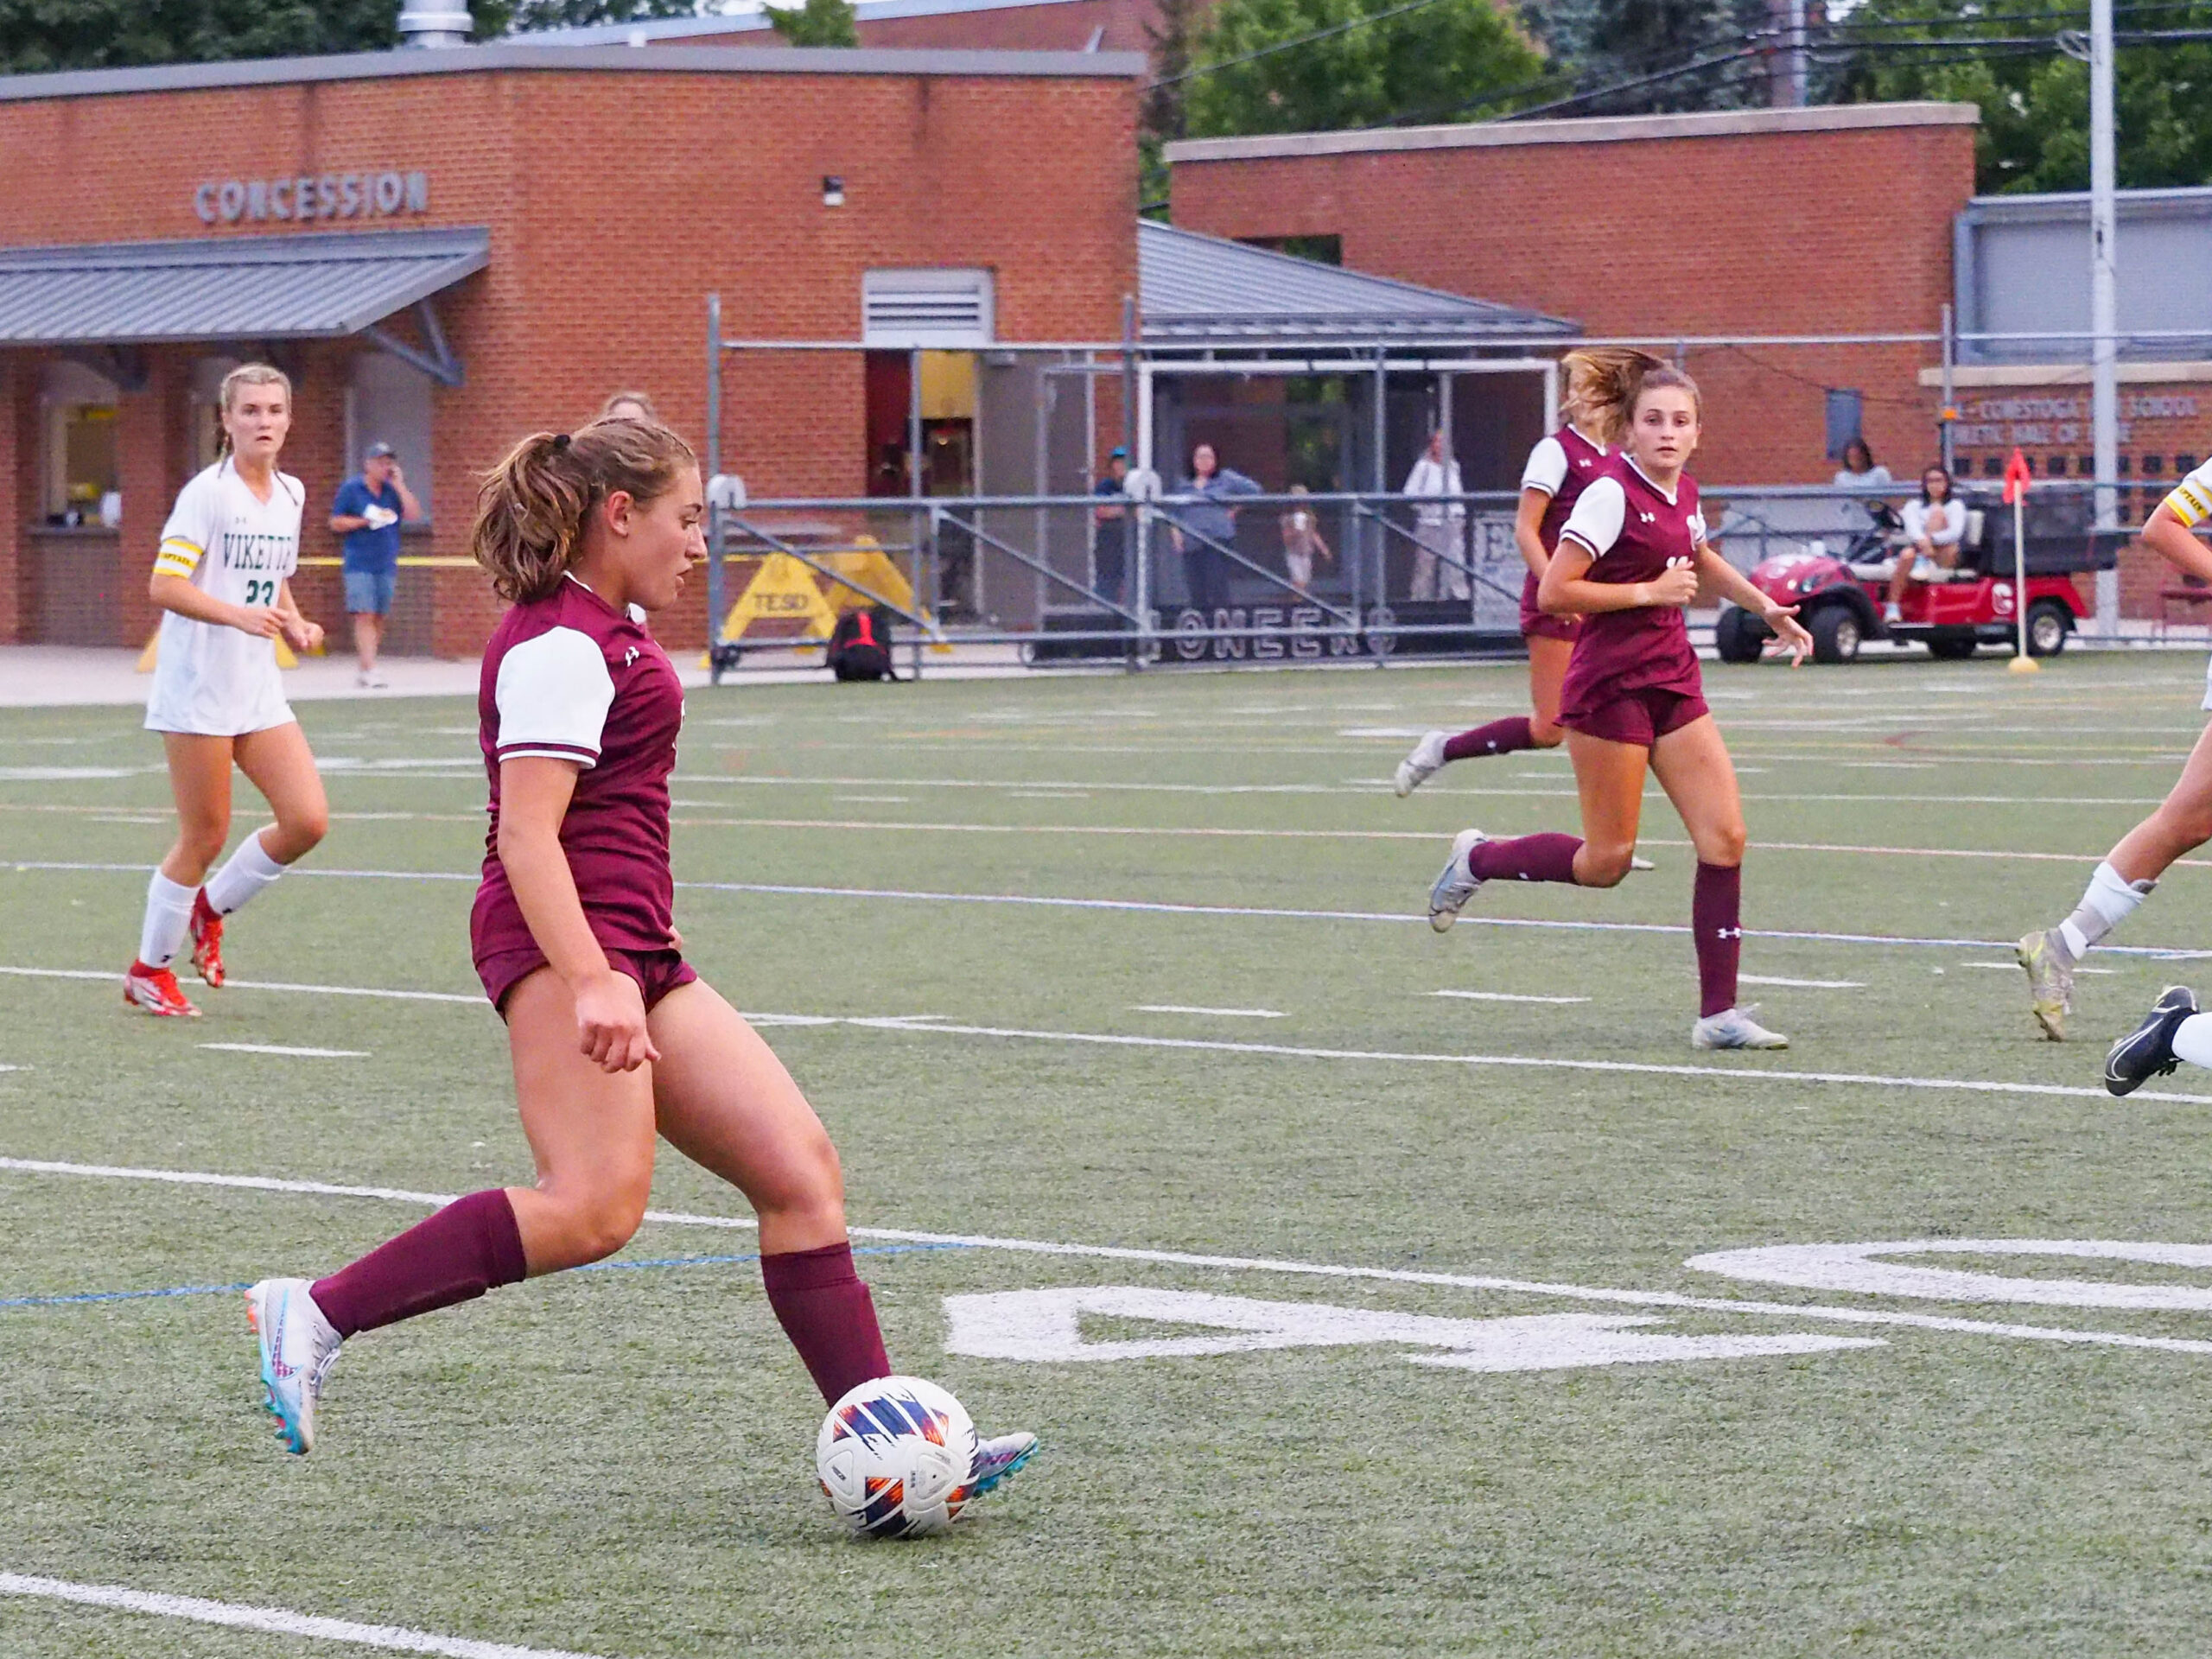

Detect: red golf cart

[1713,496,2109,665]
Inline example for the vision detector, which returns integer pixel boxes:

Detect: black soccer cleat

[2103,985,2201,1097]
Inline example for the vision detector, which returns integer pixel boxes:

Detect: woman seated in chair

[1885,465,1965,623]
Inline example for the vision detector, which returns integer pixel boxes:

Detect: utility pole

[2090,0,2120,630]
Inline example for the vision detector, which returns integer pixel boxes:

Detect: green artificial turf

[4,651,2212,1656]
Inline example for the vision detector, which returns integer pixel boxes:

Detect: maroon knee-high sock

[1470,831,1583,885]
[1693,861,1743,1018]
[310,1188,528,1339]
[760,1242,893,1406]
[1443,717,1535,763]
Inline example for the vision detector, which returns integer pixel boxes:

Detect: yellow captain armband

[2166,479,2212,529]
[152,537,201,578]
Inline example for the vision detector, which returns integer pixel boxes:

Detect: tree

[0,0,404,74]
[1521,0,1784,115]
[1184,0,1548,137]
[766,0,860,47]
[1835,0,2212,192]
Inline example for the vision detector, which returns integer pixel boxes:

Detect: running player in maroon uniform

[243,419,1034,1503]
[1395,349,1659,796]
[1423,365,1813,1049]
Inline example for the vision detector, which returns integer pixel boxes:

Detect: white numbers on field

[942,1287,1880,1375]
[1688,1238,2212,1311]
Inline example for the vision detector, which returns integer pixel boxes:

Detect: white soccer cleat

[1395,731,1448,798]
[1427,829,1488,932]
[246,1278,341,1455]
[1692,1006,1789,1051]
[963,1430,1039,1503]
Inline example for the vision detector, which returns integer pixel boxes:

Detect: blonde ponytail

[1560,347,1664,446]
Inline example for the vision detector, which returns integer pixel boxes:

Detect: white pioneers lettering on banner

[941,1287,1882,1373]
[193,170,429,226]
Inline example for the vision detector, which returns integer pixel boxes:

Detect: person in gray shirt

[1167,442,1262,615]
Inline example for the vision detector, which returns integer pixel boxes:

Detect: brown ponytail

[1560,347,1663,446]
[472,417,696,604]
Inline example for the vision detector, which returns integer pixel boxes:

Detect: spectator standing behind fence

[1885,465,1964,622]
[1168,442,1262,616]
[1404,432,1470,601]
[1280,486,1333,594]
[1832,437,1893,493]
[1093,447,1130,605]
[329,442,420,690]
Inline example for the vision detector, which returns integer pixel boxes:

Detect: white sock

[203,830,288,917]
[137,872,196,969]
[2172,1012,2212,1071]
[2056,861,2154,961]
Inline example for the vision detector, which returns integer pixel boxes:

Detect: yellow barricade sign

[719,554,842,644]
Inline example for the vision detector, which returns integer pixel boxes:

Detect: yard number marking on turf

[942,1286,1880,1374]
[0,1572,613,1659]
[1688,1240,2212,1312]
[198,1043,370,1058]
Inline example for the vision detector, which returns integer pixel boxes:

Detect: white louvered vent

[862,269,995,348]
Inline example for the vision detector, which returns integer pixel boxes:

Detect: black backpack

[827,606,897,682]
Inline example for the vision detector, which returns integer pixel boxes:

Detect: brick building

[0,44,1140,653]
[531,0,1171,56]
[1167,103,1980,489]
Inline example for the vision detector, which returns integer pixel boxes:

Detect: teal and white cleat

[1692,1006,1789,1051]
[246,1278,341,1455]
[1394,731,1448,798]
[1427,829,1488,932]
[966,1430,1037,1501]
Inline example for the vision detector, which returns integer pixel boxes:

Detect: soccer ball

[815,1375,977,1539]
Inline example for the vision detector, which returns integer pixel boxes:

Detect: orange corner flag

[2002,448,2033,505]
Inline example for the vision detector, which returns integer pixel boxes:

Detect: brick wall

[0,58,1136,652]
[1168,111,1976,490]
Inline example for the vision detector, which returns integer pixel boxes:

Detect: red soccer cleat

[189,890,226,988]
[124,961,200,1017]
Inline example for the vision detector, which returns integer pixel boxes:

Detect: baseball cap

[364,441,397,460]
[1109,445,1128,460]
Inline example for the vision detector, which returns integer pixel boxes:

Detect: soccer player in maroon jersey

[1395,348,1660,797]
[244,419,1034,1503]
[1423,365,1813,1050]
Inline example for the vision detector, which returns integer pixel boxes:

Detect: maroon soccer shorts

[1558,684,1710,749]
[1519,573,1580,643]
[477,944,698,1017]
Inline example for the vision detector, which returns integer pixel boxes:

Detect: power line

[1145,0,1457,90]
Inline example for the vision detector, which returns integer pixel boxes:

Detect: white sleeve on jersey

[2164,459,2212,528]
[1688,507,1709,549]
[494,627,617,768]
[1558,475,1625,558]
[155,468,219,580]
[1520,435,1568,497]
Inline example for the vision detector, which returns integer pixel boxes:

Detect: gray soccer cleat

[1692,1006,1789,1051]
[2017,929,2075,1042]
[1427,829,1488,932]
[1395,731,1449,798]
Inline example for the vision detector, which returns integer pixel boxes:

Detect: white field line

[198,1043,370,1058]
[1960,961,2118,976]
[10,1153,2212,1359]
[1135,1005,1287,1018]
[0,964,485,1004]
[1739,976,1866,989]
[1429,989,1591,1004]
[9,869,2212,962]
[0,1573,611,1659]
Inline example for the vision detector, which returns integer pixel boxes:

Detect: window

[862,270,994,349]
[40,359,119,524]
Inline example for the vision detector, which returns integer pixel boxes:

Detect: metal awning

[1139,219,1574,346]
[0,227,488,381]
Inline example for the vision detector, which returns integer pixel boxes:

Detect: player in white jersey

[2018,458,2212,1039]
[124,363,328,1017]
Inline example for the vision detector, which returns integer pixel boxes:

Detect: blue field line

[0,1242,969,1314]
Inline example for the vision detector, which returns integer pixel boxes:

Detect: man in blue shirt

[329,442,419,688]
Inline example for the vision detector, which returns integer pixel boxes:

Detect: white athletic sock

[2056,861,2154,962]
[137,872,196,969]
[2171,1013,2212,1071]
[203,830,288,917]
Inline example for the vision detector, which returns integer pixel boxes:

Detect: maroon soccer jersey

[469,574,685,971]
[1518,425,1608,641]
[1555,455,1708,707]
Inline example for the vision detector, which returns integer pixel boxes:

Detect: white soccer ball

[815,1375,978,1539]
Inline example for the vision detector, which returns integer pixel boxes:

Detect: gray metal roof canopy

[0,226,489,385]
[1138,220,1574,346]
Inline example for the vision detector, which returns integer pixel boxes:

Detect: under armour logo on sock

[1715,926,1743,939]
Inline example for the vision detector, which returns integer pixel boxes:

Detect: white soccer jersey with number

[2160,461,2212,710]
[144,458,305,735]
